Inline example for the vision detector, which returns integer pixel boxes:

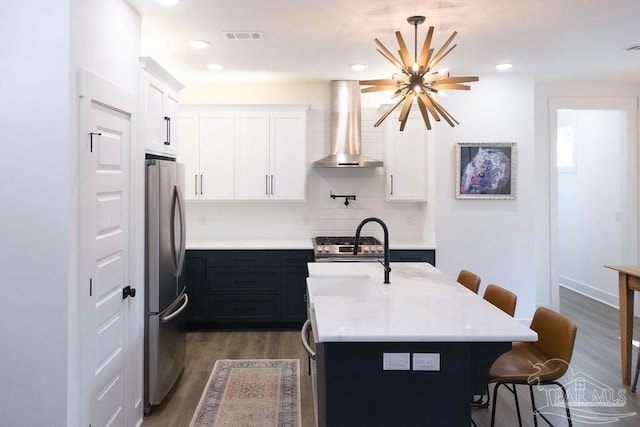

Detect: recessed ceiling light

[154,0,182,5]
[349,63,368,71]
[207,63,224,71]
[189,40,210,49]
[495,63,513,71]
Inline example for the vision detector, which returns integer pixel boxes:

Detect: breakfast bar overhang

[306,262,537,426]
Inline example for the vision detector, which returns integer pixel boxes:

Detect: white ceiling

[127,0,640,86]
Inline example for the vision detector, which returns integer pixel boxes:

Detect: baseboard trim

[559,275,619,309]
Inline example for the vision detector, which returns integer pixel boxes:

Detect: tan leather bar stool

[488,306,577,427]
[457,269,481,294]
[483,284,517,317]
[472,284,518,409]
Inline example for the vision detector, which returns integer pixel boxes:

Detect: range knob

[376,246,383,253]
[363,246,370,253]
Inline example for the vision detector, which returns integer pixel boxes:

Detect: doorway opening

[549,98,638,310]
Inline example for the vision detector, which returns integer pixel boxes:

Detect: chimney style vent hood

[313,80,383,168]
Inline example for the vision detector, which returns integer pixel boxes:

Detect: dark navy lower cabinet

[183,252,208,325]
[390,249,436,265]
[184,249,312,328]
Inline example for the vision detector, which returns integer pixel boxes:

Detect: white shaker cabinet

[235,109,307,201]
[180,106,308,201]
[384,113,431,201]
[179,112,235,200]
[140,57,184,158]
[235,112,271,199]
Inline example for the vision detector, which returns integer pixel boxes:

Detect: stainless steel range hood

[313,80,383,168]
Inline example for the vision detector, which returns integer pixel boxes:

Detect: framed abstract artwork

[455,142,517,200]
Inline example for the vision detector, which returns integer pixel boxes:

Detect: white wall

[0,1,70,425]
[433,74,537,320]
[0,1,140,425]
[181,83,431,244]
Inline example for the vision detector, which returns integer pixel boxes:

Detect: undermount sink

[306,275,381,305]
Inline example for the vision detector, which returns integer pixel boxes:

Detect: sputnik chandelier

[360,16,478,131]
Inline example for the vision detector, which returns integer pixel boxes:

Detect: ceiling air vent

[623,43,640,51]
[223,31,264,40]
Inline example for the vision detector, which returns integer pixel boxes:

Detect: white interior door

[79,70,137,427]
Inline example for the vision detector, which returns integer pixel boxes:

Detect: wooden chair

[483,284,517,317]
[488,306,577,427]
[457,269,481,294]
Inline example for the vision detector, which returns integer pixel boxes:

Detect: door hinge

[89,132,101,153]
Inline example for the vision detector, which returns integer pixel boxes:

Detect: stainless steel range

[313,236,383,261]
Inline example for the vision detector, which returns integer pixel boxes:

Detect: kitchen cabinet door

[270,111,306,200]
[385,114,429,201]
[184,252,208,325]
[179,112,236,200]
[142,76,180,157]
[178,112,200,199]
[164,88,180,153]
[140,57,184,158]
[235,112,271,200]
[199,112,235,200]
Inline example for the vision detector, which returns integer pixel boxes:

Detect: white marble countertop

[186,239,313,250]
[186,239,435,250]
[307,262,537,343]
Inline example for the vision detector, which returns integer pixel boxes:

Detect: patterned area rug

[190,359,301,427]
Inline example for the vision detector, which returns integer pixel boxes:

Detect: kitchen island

[305,262,536,426]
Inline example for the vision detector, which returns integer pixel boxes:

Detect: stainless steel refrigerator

[144,157,189,413]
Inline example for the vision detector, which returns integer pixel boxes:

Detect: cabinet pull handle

[271,174,274,195]
[390,174,394,195]
[195,175,198,196]
[164,116,171,145]
[200,174,203,195]
[265,174,269,195]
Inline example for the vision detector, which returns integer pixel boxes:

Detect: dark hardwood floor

[143,288,640,426]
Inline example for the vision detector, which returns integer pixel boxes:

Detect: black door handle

[122,285,136,299]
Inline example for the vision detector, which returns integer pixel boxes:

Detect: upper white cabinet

[235,112,271,199]
[179,111,235,200]
[180,106,308,201]
[235,110,307,200]
[384,112,431,201]
[140,57,184,158]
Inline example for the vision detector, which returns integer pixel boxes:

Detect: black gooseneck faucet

[353,217,391,284]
